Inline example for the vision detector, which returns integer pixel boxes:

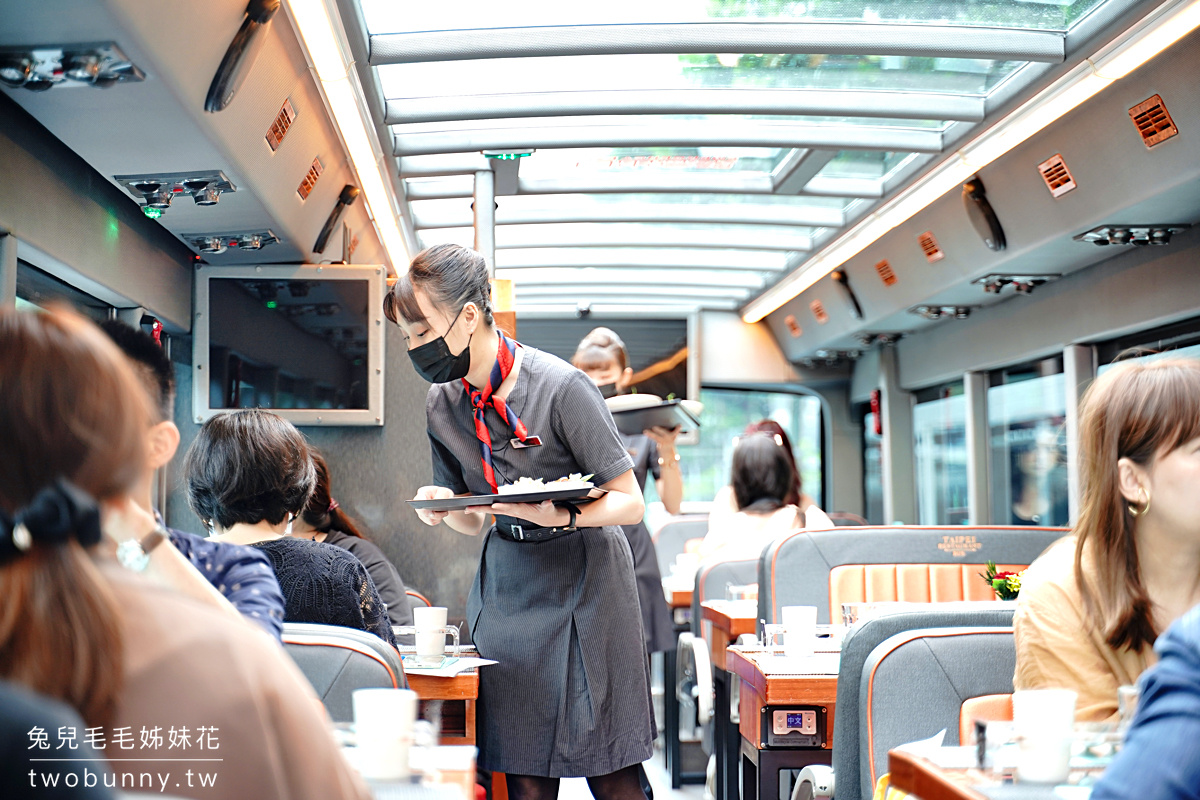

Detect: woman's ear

[617,366,634,390]
[462,302,479,336]
[1116,457,1148,503]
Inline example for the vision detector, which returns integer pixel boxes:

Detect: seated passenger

[706,419,833,545]
[1,680,112,799]
[183,410,396,646]
[1015,357,1200,720]
[1090,603,1200,800]
[699,432,808,560]
[0,307,369,800]
[98,319,286,639]
[293,451,415,626]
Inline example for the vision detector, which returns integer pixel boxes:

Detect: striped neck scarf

[464,332,534,492]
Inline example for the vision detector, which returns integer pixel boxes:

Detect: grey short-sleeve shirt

[426,347,634,498]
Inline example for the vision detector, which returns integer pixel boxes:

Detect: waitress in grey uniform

[387,244,654,800]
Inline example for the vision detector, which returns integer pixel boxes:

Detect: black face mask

[408,307,472,383]
[597,382,619,400]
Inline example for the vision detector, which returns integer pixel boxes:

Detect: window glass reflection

[680,388,822,509]
[913,383,967,525]
[988,367,1069,527]
[862,410,884,525]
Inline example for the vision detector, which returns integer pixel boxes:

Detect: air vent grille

[1129,95,1178,148]
[917,232,944,263]
[875,259,897,287]
[297,157,324,200]
[266,98,296,152]
[1037,154,1077,198]
[810,300,829,324]
[784,314,802,338]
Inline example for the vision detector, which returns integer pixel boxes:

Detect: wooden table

[406,671,479,746]
[888,749,1109,800]
[668,587,693,610]
[728,647,839,800]
[701,600,758,800]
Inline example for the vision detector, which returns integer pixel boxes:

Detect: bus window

[988,358,1069,527]
[861,408,884,526]
[676,387,822,509]
[1098,316,1200,374]
[913,382,967,525]
[15,261,111,321]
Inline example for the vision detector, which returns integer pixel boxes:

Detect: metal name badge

[510,436,542,449]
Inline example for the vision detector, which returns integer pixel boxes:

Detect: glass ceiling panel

[494,247,793,270]
[515,147,789,178]
[393,116,950,135]
[421,222,817,250]
[815,150,916,179]
[378,55,1024,99]
[407,193,854,216]
[363,0,1103,33]
[495,267,769,289]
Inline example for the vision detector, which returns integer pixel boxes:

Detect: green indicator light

[142,206,163,219]
[266,301,278,309]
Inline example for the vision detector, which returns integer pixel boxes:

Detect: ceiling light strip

[283,0,409,271]
[741,0,1200,324]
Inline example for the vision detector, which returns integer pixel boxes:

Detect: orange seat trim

[864,629,1013,787]
[282,635,400,688]
[406,589,433,608]
[828,563,1026,623]
[959,694,1013,744]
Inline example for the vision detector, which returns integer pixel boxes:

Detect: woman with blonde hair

[1015,357,1200,720]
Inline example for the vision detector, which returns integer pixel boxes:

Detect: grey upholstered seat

[758,525,1067,624]
[653,515,709,577]
[859,626,1016,797]
[282,622,406,722]
[806,606,1016,800]
[690,555,759,636]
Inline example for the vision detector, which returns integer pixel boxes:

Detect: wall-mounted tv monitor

[515,312,699,443]
[192,265,386,426]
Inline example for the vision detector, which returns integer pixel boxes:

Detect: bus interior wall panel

[0,0,387,269]
[165,323,481,629]
[0,92,194,329]
[765,29,1200,366]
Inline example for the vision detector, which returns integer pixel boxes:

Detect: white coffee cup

[413,606,448,628]
[781,605,818,658]
[1012,689,1076,784]
[352,688,418,780]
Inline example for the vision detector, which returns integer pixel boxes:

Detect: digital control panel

[762,706,827,748]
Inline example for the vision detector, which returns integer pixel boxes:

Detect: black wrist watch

[559,502,580,532]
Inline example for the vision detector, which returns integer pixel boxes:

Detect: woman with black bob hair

[699,432,812,559]
[184,409,395,646]
[387,244,653,800]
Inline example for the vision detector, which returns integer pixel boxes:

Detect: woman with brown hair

[293,450,415,626]
[572,326,678,655]
[0,306,370,800]
[1015,357,1200,720]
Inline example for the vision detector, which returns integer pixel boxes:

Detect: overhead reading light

[1073,223,1190,246]
[283,0,411,271]
[116,171,237,217]
[0,43,145,91]
[910,305,974,321]
[205,0,281,112]
[972,273,1062,295]
[741,0,1200,324]
[186,229,280,254]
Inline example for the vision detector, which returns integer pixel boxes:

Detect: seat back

[282,623,405,722]
[860,627,1016,798]
[406,589,433,608]
[757,525,1067,624]
[830,605,1016,800]
[653,515,709,577]
[690,555,758,636]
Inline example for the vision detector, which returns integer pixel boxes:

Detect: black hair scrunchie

[0,480,103,565]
